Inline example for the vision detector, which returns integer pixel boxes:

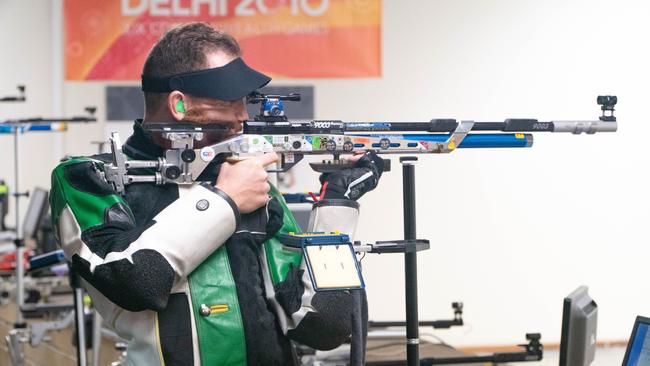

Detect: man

[50,23,383,365]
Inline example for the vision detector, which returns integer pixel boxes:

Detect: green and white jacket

[49,122,362,366]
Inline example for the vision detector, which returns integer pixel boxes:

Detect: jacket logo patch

[196,199,209,211]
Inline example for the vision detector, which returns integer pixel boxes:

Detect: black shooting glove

[319,151,384,201]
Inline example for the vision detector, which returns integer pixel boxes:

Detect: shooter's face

[180,50,249,146]
[182,96,248,146]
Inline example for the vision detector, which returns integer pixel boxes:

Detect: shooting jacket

[49,121,361,365]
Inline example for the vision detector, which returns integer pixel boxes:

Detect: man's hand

[216,152,278,213]
[319,151,384,201]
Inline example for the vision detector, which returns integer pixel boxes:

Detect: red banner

[64,0,381,80]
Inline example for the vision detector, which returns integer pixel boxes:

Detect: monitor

[622,316,650,366]
[559,286,598,366]
[22,187,49,240]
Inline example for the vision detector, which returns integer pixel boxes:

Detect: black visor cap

[141,57,271,101]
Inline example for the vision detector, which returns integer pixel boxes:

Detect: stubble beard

[182,108,243,147]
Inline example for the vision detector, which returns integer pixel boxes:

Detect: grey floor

[511,346,626,366]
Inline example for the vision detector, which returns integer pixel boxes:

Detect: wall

[1,0,647,347]
[358,0,646,346]
[0,0,57,229]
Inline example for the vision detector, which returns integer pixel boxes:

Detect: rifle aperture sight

[597,95,617,122]
[264,99,284,117]
[597,95,617,109]
[247,92,302,122]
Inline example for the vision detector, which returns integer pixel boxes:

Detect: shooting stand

[357,157,543,366]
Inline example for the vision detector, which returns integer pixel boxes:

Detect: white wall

[1,0,648,347]
[0,0,57,228]
[356,0,647,347]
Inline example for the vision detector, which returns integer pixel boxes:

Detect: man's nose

[235,100,249,121]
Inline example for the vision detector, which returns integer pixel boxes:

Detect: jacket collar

[122,120,164,160]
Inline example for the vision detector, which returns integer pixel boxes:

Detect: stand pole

[70,267,87,366]
[401,156,419,366]
[92,306,102,366]
[13,126,26,328]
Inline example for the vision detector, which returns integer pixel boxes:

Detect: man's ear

[168,91,186,121]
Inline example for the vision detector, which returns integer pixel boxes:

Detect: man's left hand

[319,151,384,201]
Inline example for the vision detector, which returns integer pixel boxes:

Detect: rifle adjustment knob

[325,140,336,151]
[165,166,181,180]
[181,149,196,162]
[240,142,250,153]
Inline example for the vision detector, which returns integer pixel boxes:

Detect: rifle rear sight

[247,92,302,122]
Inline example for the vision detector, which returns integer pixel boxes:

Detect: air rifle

[104,93,617,195]
[0,107,97,134]
[0,84,96,132]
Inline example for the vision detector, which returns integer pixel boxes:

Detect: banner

[64,0,381,80]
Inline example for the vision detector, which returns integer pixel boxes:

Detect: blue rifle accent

[348,133,533,148]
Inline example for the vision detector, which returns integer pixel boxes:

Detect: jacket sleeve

[265,198,362,350]
[50,157,239,312]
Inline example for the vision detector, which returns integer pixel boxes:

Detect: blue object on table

[29,249,67,271]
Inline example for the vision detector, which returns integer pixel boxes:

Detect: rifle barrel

[244,119,616,134]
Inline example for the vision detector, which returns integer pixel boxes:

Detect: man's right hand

[215,152,278,214]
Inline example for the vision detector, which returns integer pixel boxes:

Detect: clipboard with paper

[279,232,365,292]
